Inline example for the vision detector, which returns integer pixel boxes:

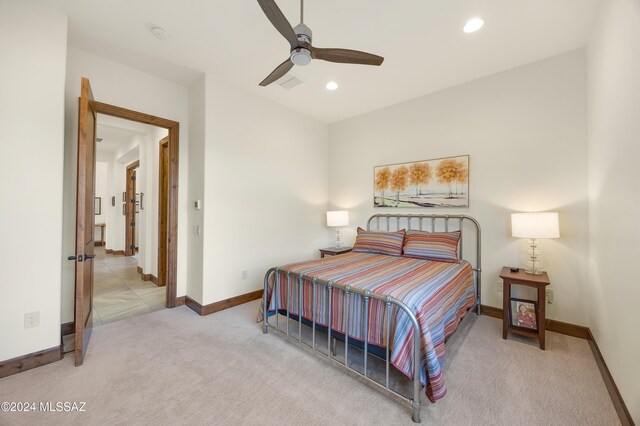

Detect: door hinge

[130,221,135,227]
[131,175,136,181]
[130,244,135,250]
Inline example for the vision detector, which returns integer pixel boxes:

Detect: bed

[259,214,481,423]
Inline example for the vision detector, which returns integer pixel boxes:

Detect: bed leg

[330,337,337,356]
[412,400,421,423]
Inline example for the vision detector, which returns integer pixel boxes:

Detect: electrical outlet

[193,225,200,236]
[546,289,554,304]
[496,279,503,293]
[24,311,39,329]
[241,270,248,280]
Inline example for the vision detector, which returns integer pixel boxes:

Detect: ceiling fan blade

[257,0,299,49]
[259,59,294,86]
[310,47,384,66]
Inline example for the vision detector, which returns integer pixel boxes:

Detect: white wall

[0,1,67,360]
[587,0,640,421]
[186,77,206,303]
[94,162,108,241]
[61,47,190,323]
[329,50,589,325]
[200,76,329,304]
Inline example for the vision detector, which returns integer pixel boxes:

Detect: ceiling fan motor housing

[291,23,312,65]
[294,23,312,44]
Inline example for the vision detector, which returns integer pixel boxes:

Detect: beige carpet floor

[0,300,619,425]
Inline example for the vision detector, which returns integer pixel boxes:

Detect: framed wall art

[374,155,469,208]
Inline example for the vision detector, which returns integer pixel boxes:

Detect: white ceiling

[96,124,138,153]
[96,114,158,153]
[37,0,600,123]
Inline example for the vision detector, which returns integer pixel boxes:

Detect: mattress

[259,251,475,402]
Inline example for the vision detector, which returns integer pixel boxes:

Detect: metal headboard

[367,214,482,314]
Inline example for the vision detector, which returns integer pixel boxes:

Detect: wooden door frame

[158,137,169,287]
[125,160,139,257]
[93,101,180,308]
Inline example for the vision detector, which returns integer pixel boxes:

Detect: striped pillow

[402,230,461,262]
[352,228,405,257]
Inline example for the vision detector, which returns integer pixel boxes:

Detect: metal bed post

[344,286,350,367]
[327,282,333,358]
[363,290,370,378]
[385,298,391,389]
[275,269,280,331]
[286,271,291,336]
[298,276,303,341]
[263,267,276,334]
[312,277,317,349]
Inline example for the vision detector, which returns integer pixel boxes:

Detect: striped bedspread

[259,252,475,402]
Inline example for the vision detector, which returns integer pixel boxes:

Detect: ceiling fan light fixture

[463,17,484,33]
[290,48,312,66]
[325,81,338,91]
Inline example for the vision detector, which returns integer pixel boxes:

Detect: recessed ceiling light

[150,26,169,41]
[463,17,484,33]
[326,81,338,91]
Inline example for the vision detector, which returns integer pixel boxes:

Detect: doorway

[91,101,179,308]
[72,77,180,365]
[125,160,139,257]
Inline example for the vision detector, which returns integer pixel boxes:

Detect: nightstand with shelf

[499,266,551,350]
[319,247,352,258]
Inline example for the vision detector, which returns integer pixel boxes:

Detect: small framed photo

[510,298,538,331]
[122,203,127,216]
[122,192,126,202]
[94,197,101,215]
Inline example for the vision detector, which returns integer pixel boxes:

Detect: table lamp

[327,210,349,248]
[511,212,559,275]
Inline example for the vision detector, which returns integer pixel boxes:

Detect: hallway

[93,246,165,326]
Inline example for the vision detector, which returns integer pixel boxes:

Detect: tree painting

[390,166,409,206]
[373,155,469,208]
[436,159,460,197]
[409,162,432,196]
[375,166,391,204]
[454,160,468,195]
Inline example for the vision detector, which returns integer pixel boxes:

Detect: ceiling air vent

[278,73,304,90]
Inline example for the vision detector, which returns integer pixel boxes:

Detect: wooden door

[125,161,139,256]
[74,77,97,366]
[158,138,169,287]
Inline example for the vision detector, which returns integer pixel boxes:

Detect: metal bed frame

[262,214,481,423]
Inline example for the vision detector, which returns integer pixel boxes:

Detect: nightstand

[499,267,550,350]
[319,247,352,258]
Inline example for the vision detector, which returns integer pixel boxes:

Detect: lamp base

[524,268,544,275]
[335,228,342,249]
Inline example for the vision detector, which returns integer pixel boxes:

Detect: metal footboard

[262,268,423,422]
[262,214,481,423]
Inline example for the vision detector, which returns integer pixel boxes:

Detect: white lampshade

[327,210,349,227]
[511,212,560,239]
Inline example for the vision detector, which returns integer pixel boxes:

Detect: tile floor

[92,246,166,326]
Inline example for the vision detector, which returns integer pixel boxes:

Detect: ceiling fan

[257,0,384,86]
